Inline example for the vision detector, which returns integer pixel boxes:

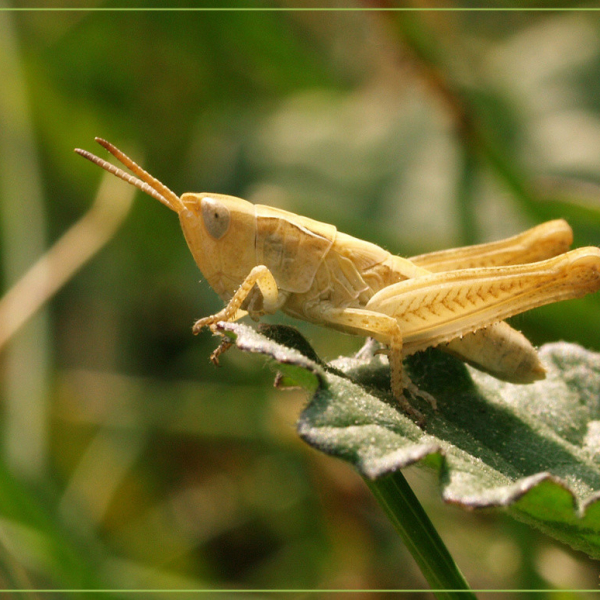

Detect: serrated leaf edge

[214,322,600,522]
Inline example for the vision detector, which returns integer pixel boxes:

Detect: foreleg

[193,265,279,334]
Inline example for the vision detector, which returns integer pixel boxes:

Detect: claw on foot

[393,372,437,427]
[210,337,234,366]
[396,394,426,427]
[403,374,438,412]
[193,317,218,335]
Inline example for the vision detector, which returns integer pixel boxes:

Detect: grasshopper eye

[201,196,230,239]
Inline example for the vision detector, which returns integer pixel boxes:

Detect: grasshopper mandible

[76,138,600,423]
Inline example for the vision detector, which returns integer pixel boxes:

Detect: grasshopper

[76,138,600,423]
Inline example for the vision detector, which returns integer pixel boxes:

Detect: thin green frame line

[1,6,600,10]
[0,589,597,593]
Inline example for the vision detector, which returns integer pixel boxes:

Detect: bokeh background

[1,1,600,595]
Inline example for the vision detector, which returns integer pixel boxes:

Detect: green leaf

[216,321,600,559]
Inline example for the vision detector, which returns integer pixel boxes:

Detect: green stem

[364,471,476,599]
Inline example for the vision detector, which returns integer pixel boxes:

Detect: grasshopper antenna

[75,138,184,213]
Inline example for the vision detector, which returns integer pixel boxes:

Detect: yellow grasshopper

[76,138,600,423]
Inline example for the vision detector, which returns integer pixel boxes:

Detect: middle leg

[314,305,435,424]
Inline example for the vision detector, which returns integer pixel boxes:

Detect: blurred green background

[1,1,600,595]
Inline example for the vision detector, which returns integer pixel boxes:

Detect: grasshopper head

[179,192,256,300]
[75,139,256,300]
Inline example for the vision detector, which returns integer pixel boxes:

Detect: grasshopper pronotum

[76,138,600,423]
